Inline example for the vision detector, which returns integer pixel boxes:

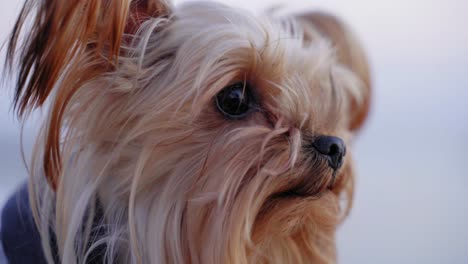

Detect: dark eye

[215,82,255,119]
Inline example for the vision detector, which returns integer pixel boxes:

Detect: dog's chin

[250,182,341,263]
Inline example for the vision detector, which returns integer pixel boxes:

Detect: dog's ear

[295,12,371,131]
[6,0,171,190]
[7,0,171,116]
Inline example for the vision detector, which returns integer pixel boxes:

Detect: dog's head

[7,0,370,263]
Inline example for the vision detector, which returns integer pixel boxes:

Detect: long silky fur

[5,0,371,263]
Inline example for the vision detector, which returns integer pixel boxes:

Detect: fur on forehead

[115,2,363,131]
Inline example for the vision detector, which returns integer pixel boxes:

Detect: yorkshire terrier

[4,0,371,263]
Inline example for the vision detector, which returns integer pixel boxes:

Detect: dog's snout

[311,136,346,170]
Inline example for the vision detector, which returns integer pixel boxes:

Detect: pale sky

[0,1,467,263]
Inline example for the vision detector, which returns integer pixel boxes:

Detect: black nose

[312,136,346,170]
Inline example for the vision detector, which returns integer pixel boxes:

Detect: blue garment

[0,183,48,264]
[1,183,106,264]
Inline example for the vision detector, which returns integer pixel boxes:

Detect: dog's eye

[215,82,255,119]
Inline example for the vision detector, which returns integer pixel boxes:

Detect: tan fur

[6,0,371,263]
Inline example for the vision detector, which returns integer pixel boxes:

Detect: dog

[4,0,371,263]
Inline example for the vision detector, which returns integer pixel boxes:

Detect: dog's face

[8,1,370,263]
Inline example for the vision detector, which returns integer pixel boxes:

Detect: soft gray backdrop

[1,0,467,263]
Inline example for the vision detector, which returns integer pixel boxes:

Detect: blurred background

[1,0,467,263]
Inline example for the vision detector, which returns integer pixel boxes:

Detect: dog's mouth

[271,171,339,200]
[254,167,345,224]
